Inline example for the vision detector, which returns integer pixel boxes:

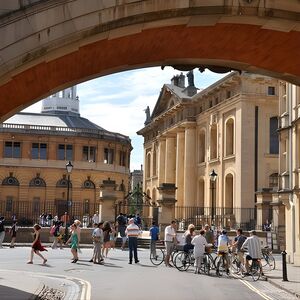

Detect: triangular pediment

[151,84,186,119]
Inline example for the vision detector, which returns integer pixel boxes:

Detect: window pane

[4,142,12,158]
[90,147,96,162]
[83,146,88,161]
[40,143,47,159]
[66,144,73,160]
[32,143,39,159]
[58,144,65,160]
[13,142,21,158]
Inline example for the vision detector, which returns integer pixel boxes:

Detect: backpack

[117,215,126,226]
[50,225,56,236]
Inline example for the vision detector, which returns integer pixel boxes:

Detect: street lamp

[64,161,73,243]
[209,169,218,227]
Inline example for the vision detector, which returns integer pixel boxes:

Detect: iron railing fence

[175,206,275,232]
[0,200,100,227]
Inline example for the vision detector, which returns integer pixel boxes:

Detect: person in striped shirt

[241,230,263,275]
[125,218,140,264]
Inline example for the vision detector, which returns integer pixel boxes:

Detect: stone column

[165,135,176,183]
[256,189,272,230]
[157,183,177,233]
[176,131,185,207]
[158,138,166,186]
[184,125,196,206]
[99,178,118,222]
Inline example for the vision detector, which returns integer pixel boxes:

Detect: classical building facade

[275,82,300,264]
[0,86,132,224]
[138,71,280,232]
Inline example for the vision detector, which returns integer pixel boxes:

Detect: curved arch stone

[0,0,299,121]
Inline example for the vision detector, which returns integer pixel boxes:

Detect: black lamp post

[209,169,218,227]
[64,161,73,243]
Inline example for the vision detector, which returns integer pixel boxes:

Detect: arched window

[225,118,234,156]
[198,178,205,208]
[56,175,72,188]
[146,152,151,178]
[210,124,217,160]
[269,173,278,188]
[152,147,157,176]
[198,130,206,163]
[29,175,46,187]
[2,173,19,186]
[225,174,234,214]
[270,117,279,154]
[83,179,95,189]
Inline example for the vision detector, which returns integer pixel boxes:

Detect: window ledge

[223,154,235,161]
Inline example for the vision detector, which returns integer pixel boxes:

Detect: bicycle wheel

[202,255,211,275]
[150,248,164,266]
[170,247,179,266]
[266,253,275,270]
[250,261,261,281]
[215,256,226,276]
[174,251,191,271]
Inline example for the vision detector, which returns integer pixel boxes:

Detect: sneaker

[128,261,132,264]
[135,260,140,263]
[89,259,93,262]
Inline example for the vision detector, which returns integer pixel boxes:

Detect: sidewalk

[265,256,300,298]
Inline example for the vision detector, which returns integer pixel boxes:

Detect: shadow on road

[0,285,34,300]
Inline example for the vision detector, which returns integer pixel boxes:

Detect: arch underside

[1,23,300,121]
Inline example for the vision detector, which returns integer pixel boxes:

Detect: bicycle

[242,258,262,281]
[215,251,230,276]
[149,241,179,266]
[261,246,275,270]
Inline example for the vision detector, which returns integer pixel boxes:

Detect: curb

[266,277,300,299]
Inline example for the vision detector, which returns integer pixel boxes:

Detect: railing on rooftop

[0,123,130,142]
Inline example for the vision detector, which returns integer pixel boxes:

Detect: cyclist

[241,230,263,276]
[183,224,195,253]
[217,229,231,275]
[232,228,247,272]
[204,224,215,246]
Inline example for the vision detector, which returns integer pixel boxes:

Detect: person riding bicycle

[241,230,263,276]
[183,224,195,253]
[217,229,231,275]
[232,228,247,270]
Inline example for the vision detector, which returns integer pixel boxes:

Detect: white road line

[232,273,274,300]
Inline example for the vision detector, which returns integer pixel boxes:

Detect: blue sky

[22,67,227,171]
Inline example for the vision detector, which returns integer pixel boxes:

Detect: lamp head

[66,161,73,173]
[209,169,217,181]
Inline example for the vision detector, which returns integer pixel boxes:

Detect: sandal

[43,259,47,265]
[27,261,33,264]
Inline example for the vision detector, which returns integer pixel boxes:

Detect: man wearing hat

[125,218,140,264]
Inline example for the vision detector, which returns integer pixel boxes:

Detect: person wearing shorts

[164,220,177,267]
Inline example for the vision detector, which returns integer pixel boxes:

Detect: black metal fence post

[282,250,288,281]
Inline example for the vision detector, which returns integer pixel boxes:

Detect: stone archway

[0,0,300,121]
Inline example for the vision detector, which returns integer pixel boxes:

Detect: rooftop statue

[144,106,151,125]
[186,70,195,87]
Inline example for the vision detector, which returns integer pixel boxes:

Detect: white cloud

[22,67,227,171]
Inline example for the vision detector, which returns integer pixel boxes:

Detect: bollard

[281,250,288,281]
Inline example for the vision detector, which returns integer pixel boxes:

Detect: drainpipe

[288,83,295,262]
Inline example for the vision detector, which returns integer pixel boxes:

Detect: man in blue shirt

[149,221,159,258]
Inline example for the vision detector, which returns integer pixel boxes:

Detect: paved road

[0,247,297,300]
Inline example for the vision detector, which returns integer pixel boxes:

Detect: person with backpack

[116,213,127,250]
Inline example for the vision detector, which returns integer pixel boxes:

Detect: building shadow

[0,285,35,300]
